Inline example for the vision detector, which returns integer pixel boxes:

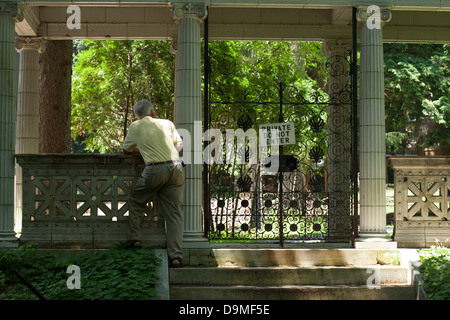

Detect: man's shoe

[126,240,142,249]
[170,258,184,268]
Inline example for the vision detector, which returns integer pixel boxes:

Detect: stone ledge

[181,248,404,267]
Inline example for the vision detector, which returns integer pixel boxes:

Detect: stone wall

[16,154,166,249]
[388,156,450,247]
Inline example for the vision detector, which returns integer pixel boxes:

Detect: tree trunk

[39,40,73,153]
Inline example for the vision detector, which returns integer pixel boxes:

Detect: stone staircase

[169,248,419,300]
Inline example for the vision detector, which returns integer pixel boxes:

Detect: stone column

[356,8,395,247]
[172,3,209,248]
[322,39,353,240]
[14,37,43,234]
[0,1,20,247]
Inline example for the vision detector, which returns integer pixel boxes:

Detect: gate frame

[202,8,359,246]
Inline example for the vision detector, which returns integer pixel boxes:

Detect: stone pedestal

[388,156,450,248]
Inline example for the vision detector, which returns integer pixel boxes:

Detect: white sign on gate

[259,122,296,146]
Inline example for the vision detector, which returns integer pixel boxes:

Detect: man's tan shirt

[123,116,182,164]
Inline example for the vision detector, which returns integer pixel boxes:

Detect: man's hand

[123,147,140,154]
[175,142,183,154]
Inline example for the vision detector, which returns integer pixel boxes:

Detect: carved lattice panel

[73,176,131,220]
[28,175,159,223]
[389,157,450,247]
[17,154,166,248]
[402,178,448,220]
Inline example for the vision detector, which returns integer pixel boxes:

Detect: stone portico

[1,1,450,249]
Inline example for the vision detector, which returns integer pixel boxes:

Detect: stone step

[169,248,420,300]
[170,284,417,300]
[170,265,409,286]
[185,248,401,267]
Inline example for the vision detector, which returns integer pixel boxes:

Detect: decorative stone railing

[16,154,165,249]
[387,156,450,247]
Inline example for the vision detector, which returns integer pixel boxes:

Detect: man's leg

[158,163,185,262]
[128,167,161,243]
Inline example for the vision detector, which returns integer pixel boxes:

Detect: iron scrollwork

[206,46,356,243]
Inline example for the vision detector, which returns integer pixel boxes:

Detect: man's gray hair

[134,100,154,119]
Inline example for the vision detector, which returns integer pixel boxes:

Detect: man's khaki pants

[128,162,185,260]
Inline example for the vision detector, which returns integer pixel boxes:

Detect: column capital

[172,3,207,22]
[0,1,22,20]
[322,39,352,56]
[170,36,178,54]
[356,6,392,25]
[16,37,45,53]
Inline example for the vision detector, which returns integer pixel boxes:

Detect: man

[123,99,185,268]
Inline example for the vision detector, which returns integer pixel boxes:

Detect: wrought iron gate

[203,11,358,245]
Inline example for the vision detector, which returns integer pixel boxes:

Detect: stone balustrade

[15,154,166,249]
[388,156,450,247]
[15,154,449,248]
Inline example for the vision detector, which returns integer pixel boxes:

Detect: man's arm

[123,122,138,154]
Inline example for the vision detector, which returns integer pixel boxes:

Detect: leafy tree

[207,40,329,158]
[72,40,449,156]
[71,40,174,153]
[384,43,450,154]
[72,40,328,154]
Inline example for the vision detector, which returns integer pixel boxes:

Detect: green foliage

[380,250,401,266]
[0,243,36,287]
[0,245,161,300]
[418,243,450,300]
[72,40,449,155]
[72,40,328,154]
[208,41,327,91]
[207,41,329,170]
[385,132,408,154]
[72,40,174,153]
[384,43,450,153]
